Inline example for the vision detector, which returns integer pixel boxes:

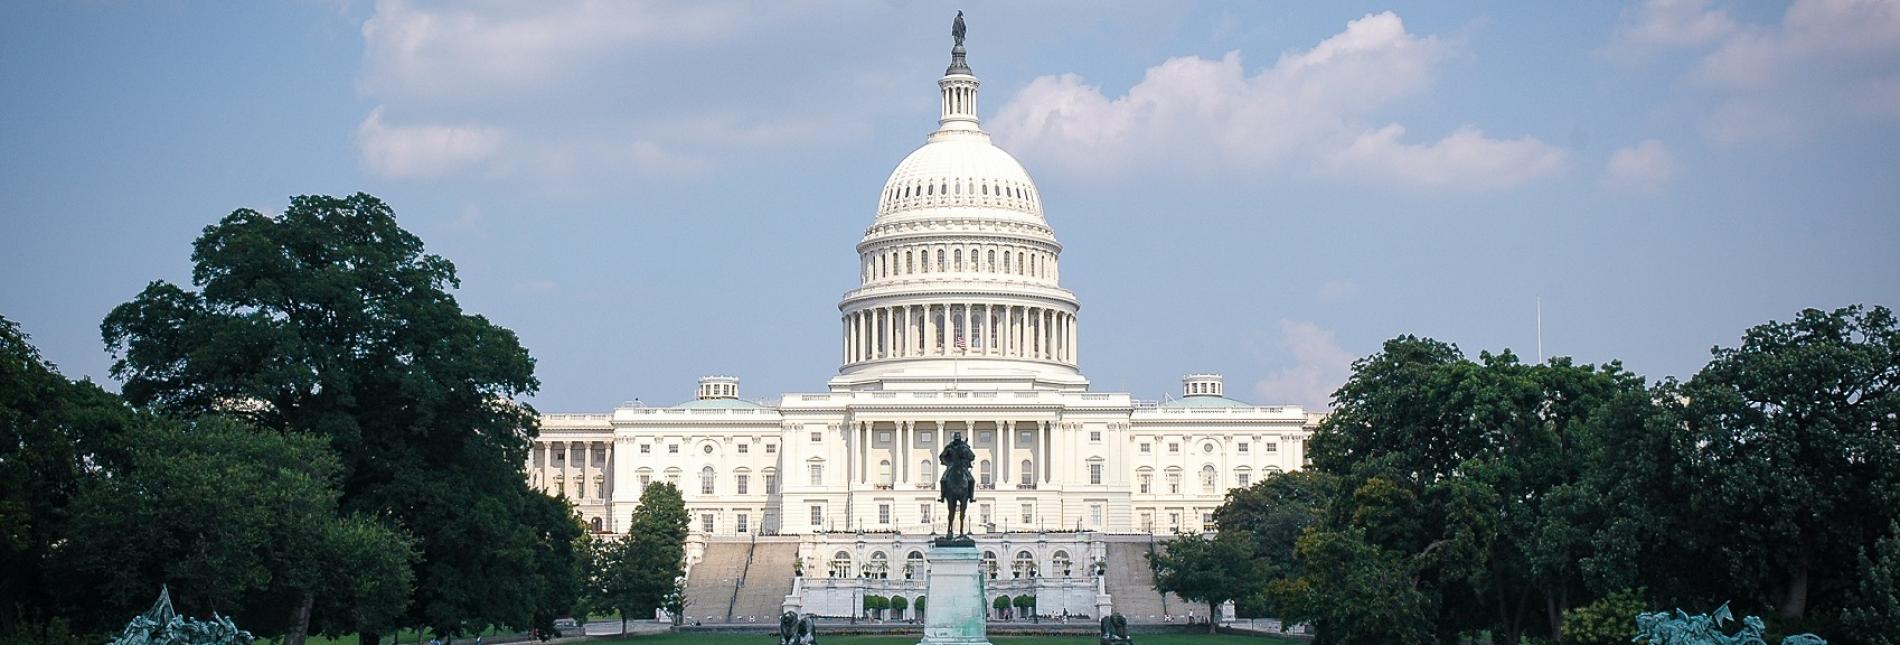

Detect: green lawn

[592,634,1300,645]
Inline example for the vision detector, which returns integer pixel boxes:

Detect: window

[703,444,714,454]
[979,460,992,486]
[766,443,777,453]
[1140,512,1153,531]
[1089,431,1102,442]
[1236,471,1251,488]
[978,431,992,444]
[920,504,933,525]
[1020,503,1034,525]
[738,444,749,454]
[765,471,778,494]
[1019,430,1033,444]
[1019,460,1033,486]
[1168,443,1179,454]
[1013,550,1036,578]
[640,444,651,454]
[638,470,652,492]
[1090,505,1104,527]
[979,503,992,526]
[919,460,935,485]
[1088,461,1103,485]
[700,466,716,495]
[700,513,714,533]
[1138,470,1153,494]
[736,473,750,495]
[1265,442,1279,453]
[668,444,679,454]
[877,431,891,443]
[1237,442,1249,454]
[879,504,891,524]
[830,551,852,578]
[1202,442,1215,454]
[1169,512,1181,529]
[1202,512,1215,532]
[810,505,824,527]
[1200,464,1217,492]
[736,513,749,533]
[879,460,893,486]
[665,468,681,485]
[920,431,934,444]
[809,463,824,486]
[1166,468,1182,494]
[811,431,823,442]
[1139,443,1150,454]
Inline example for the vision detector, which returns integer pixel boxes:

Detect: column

[999,421,1010,485]
[1044,310,1055,360]
[961,304,973,351]
[1043,422,1053,484]
[999,305,1010,357]
[580,442,591,500]
[1069,314,1078,364]
[887,307,897,358]
[860,422,870,484]
[925,305,937,356]
[899,421,910,485]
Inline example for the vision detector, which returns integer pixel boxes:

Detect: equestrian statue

[937,432,978,544]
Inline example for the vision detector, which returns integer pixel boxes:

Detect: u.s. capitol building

[528,24,1321,623]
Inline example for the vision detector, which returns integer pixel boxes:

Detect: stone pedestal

[920,543,991,645]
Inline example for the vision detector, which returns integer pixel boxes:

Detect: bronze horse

[938,432,977,536]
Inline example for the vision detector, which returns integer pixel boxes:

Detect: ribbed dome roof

[875,132,1044,224]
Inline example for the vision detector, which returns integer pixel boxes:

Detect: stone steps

[730,542,799,623]
[681,541,751,624]
[1102,541,1187,624]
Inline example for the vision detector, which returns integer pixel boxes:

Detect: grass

[591,634,1301,645]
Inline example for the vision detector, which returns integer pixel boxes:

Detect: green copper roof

[1157,394,1255,408]
[672,398,770,410]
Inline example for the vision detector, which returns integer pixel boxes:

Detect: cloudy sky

[3,1,1897,411]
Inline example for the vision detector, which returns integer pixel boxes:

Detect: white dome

[875,131,1044,225]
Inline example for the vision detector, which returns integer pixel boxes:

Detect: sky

[3,1,1897,412]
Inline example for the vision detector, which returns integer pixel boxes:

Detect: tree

[55,416,414,639]
[992,595,1010,619]
[100,194,580,643]
[889,595,909,621]
[1840,523,1900,644]
[914,596,926,622]
[1214,469,1336,617]
[1011,594,1036,622]
[1671,305,1900,623]
[0,315,137,639]
[1269,528,1432,645]
[1149,531,1258,633]
[863,595,887,620]
[619,483,688,624]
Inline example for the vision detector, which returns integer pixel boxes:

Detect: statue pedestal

[920,543,991,645]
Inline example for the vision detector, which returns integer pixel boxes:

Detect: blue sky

[3,1,1897,411]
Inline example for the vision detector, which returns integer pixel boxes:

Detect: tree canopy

[98,193,581,641]
[1149,530,1260,633]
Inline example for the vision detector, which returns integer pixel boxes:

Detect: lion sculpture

[1099,612,1131,645]
[778,611,817,645]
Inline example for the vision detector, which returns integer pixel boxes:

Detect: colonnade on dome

[841,303,1076,366]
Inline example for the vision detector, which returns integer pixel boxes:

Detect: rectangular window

[1089,463,1103,485]
[810,505,824,527]
[1138,474,1151,494]
[1168,443,1179,454]
[700,513,714,534]
[811,431,823,442]
[1020,503,1034,525]
[668,444,679,454]
[877,431,892,444]
[640,444,652,454]
[738,444,749,454]
[701,477,714,495]
[1169,512,1181,529]
[920,431,934,444]
[1019,431,1033,444]
[639,474,651,491]
[921,504,933,524]
[1089,430,1102,442]
[736,474,749,495]
[879,504,891,524]
[1265,442,1278,453]
[1238,442,1249,454]
[766,443,777,453]
[1139,443,1150,454]
[1202,512,1215,532]
[1237,473,1251,487]
[979,503,992,526]
[1091,504,1104,527]
[736,513,749,533]
[1140,512,1153,531]
[765,473,778,494]
[808,464,823,486]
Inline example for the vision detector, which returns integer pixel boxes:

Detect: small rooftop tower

[1182,374,1224,398]
[697,376,739,400]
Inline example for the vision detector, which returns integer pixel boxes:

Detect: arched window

[1165,467,1182,494]
[987,250,996,272]
[1136,467,1153,494]
[1235,466,1253,488]
[979,459,992,486]
[1052,550,1073,576]
[1012,551,1037,578]
[981,551,998,579]
[1019,459,1033,486]
[590,517,604,532]
[953,249,962,271]
[869,551,890,579]
[830,550,853,579]
[920,459,936,485]
[906,251,913,274]
[905,551,926,579]
[879,459,893,486]
[1002,250,1012,274]
[665,467,682,486]
[937,249,945,271]
[701,466,716,495]
[1200,464,1218,492]
[636,468,653,495]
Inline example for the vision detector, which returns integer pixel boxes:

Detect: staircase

[730,541,800,623]
[681,541,750,624]
[1102,540,1187,624]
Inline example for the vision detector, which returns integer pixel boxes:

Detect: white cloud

[1317,279,1359,303]
[355,106,503,179]
[990,12,1563,191]
[1254,320,1354,410]
[1326,124,1568,191]
[1601,139,1678,194]
[1606,0,1900,144]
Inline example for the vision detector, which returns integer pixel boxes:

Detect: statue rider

[937,432,977,539]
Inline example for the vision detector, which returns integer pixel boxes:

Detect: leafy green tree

[617,483,688,624]
[914,596,925,621]
[1558,588,1646,645]
[1840,523,1900,644]
[0,315,137,638]
[55,416,414,638]
[1672,305,1900,622]
[1011,594,1035,622]
[1149,530,1259,633]
[992,595,1010,619]
[1213,469,1336,617]
[889,595,908,621]
[1269,528,1431,645]
[99,194,580,643]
